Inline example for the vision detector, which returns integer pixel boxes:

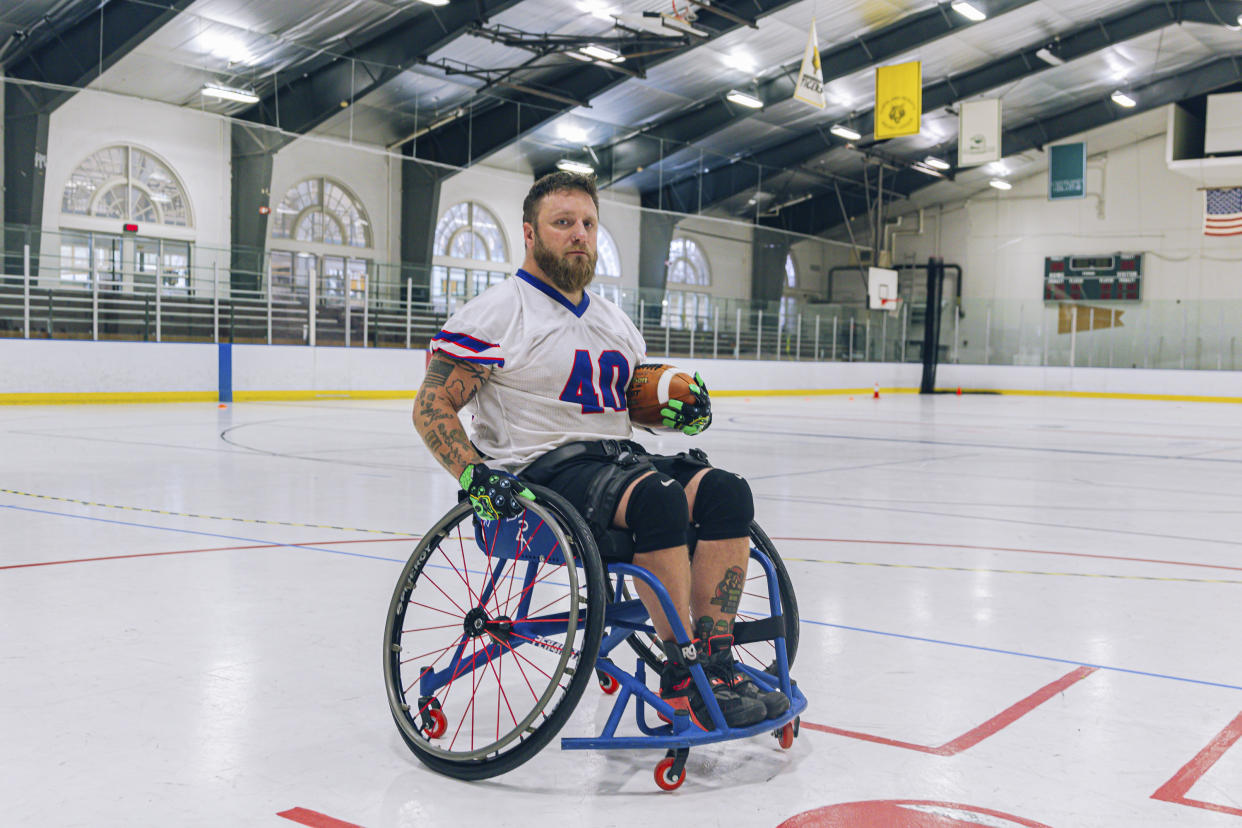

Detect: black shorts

[519,441,711,562]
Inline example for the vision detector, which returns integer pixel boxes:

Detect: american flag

[1204,187,1242,236]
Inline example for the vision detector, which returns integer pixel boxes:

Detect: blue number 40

[558,350,631,413]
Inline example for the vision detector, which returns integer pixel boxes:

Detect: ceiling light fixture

[950,1,987,22]
[913,163,943,177]
[580,44,624,62]
[1110,89,1137,107]
[1035,47,1065,66]
[556,159,595,174]
[414,0,450,6]
[726,90,763,108]
[201,83,260,104]
[567,51,594,62]
[988,178,1012,190]
[829,124,862,140]
[923,155,951,170]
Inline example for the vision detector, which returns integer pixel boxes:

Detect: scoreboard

[1043,253,1141,301]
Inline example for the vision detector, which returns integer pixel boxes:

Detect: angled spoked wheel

[383,485,605,780]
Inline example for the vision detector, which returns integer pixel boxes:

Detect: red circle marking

[778,800,1053,828]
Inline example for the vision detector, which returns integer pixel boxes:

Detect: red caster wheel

[654,756,686,791]
[598,672,620,694]
[423,707,447,739]
[777,721,795,749]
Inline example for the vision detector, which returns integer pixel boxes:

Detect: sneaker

[658,639,765,729]
[702,634,790,720]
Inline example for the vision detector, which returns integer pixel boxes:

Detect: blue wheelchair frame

[412,508,806,767]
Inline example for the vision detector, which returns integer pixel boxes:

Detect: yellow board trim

[231,389,415,402]
[0,391,217,405]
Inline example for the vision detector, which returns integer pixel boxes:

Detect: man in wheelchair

[412,171,789,731]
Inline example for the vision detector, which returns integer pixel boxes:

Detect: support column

[401,153,453,304]
[637,211,678,329]
[751,227,790,303]
[230,123,280,293]
[3,86,51,281]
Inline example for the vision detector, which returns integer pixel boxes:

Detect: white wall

[41,89,232,282]
[895,114,1242,303]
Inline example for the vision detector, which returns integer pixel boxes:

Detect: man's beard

[533,231,596,294]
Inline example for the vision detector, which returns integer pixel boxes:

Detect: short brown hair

[522,171,599,226]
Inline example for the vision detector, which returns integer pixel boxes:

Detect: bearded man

[412,172,787,730]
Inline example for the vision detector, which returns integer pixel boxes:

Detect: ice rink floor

[2,393,1240,828]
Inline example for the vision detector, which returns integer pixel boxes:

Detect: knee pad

[626,473,690,554]
[691,469,754,541]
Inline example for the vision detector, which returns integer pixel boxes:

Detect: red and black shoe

[702,634,790,720]
[658,638,765,729]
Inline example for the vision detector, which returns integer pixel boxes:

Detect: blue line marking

[804,618,1242,692]
[0,503,405,563]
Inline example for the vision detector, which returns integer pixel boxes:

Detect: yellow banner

[874,62,921,139]
[1058,305,1125,334]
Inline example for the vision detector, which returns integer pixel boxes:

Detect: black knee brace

[691,469,754,540]
[626,473,690,554]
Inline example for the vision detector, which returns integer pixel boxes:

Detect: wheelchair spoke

[454,532,480,609]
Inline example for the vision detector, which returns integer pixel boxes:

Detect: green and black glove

[459,463,535,521]
[661,372,712,436]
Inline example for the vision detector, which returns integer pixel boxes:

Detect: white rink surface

[2,394,1241,828]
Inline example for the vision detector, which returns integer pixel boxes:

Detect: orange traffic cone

[873,382,880,399]
[956,386,962,396]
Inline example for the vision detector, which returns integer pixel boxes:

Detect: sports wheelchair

[383,483,805,791]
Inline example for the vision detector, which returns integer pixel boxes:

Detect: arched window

[58,145,193,294]
[785,253,797,288]
[268,177,374,317]
[589,224,623,304]
[595,225,621,278]
[431,201,510,310]
[663,237,711,330]
[62,145,192,227]
[272,178,371,248]
[667,237,710,286]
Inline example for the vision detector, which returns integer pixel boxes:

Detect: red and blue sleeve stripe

[431,330,504,366]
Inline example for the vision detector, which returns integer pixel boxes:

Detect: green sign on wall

[1049,142,1086,200]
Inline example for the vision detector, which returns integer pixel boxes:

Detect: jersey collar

[516,269,590,318]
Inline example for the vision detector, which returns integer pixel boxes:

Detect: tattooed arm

[412,353,493,479]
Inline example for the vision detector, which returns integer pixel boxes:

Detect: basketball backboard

[867,266,899,311]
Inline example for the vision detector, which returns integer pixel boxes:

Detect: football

[626,364,697,428]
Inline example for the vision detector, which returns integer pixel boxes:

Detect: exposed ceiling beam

[645,0,1242,214]
[4,0,196,110]
[407,0,801,169]
[233,0,526,144]
[590,0,1041,189]
[759,55,1242,238]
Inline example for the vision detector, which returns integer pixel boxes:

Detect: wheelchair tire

[618,519,799,676]
[383,485,606,780]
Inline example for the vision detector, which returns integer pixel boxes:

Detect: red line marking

[771,536,1242,573]
[801,666,1096,755]
[1151,711,1242,817]
[277,807,363,828]
[0,536,419,570]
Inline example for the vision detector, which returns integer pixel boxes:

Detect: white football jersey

[431,270,647,473]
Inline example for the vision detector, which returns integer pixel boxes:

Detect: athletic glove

[459,463,535,522]
[661,372,712,436]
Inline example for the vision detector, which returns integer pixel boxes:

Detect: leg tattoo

[707,565,745,634]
